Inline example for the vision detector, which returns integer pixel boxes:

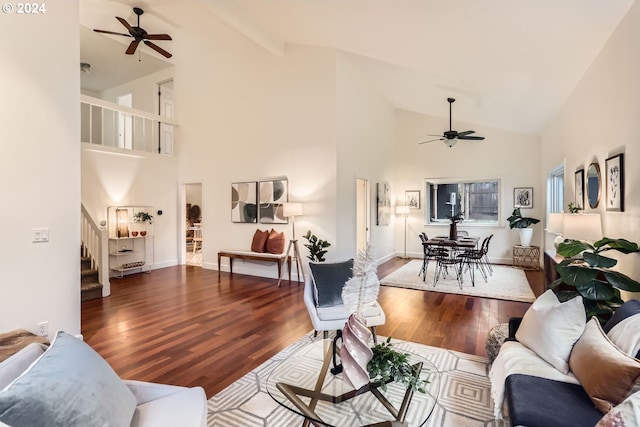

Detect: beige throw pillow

[515,289,586,374]
[570,317,640,414]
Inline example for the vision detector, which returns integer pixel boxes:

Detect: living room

[2,1,640,425]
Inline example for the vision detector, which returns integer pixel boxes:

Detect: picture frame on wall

[575,169,584,210]
[514,187,533,209]
[259,179,288,224]
[605,153,624,212]
[376,182,391,225]
[405,190,420,209]
[231,182,258,223]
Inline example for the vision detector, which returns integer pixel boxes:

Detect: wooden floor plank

[81,257,541,397]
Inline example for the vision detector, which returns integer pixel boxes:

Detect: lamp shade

[282,202,303,218]
[546,213,564,234]
[396,206,410,215]
[563,213,602,241]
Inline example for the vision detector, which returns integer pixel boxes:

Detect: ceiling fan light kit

[93,7,173,59]
[419,98,485,148]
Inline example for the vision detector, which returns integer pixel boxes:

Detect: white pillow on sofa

[607,313,640,359]
[515,289,586,374]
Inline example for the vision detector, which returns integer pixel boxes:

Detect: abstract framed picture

[231,182,258,223]
[259,179,288,224]
[605,153,624,212]
[405,190,420,209]
[376,182,391,225]
[514,187,533,209]
[574,169,584,210]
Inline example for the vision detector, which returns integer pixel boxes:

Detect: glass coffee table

[266,338,440,427]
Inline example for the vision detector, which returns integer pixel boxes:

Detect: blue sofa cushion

[506,374,603,427]
[309,259,353,307]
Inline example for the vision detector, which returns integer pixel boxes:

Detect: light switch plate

[32,228,49,242]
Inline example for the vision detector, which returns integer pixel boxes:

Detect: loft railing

[81,204,110,297]
[80,94,178,156]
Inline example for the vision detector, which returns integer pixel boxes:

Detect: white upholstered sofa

[0,331,207,427]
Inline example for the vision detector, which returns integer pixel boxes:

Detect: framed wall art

[259,179,288,224]
[514,187,533,209]
[574,169,584,210]
[231,182,257,223]
[376,182,391,225]
[605,153,624,212]
[405,190,420,209]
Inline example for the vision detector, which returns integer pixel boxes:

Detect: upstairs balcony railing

[81,94,178,156]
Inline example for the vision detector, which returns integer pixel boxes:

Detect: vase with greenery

[447,211,464,240]
[507,208,539,247]
[303,230,331,262]
[550,237,640,323]
[368,337,427,393]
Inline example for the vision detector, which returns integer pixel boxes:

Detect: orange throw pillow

[266,229,285,254]
[250,229,269,253]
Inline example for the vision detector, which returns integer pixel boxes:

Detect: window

[426,179,500,225]
[547,164,564,213]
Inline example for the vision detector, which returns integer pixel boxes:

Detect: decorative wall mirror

[586,162,601,208]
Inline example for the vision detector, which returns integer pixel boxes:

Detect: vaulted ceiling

[80,0,635,135]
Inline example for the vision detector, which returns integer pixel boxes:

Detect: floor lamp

[396,206,410,259]
[279,202,305,286]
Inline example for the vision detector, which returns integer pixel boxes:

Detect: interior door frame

[356,178,371,252]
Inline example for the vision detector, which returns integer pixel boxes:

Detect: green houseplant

[133,211,153,223]
[367,337,427,393]
[507,208,539,247]
[303,230,331,262]
[550,237,640,323]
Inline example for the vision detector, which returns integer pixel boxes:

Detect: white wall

[394,110,542,264]
[174,11,339,275]
[541,0,640,289]
[100,68,174,114]
[336,53,397,262]
[0,2,81,337]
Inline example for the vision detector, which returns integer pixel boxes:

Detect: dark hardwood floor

[81,257,544,398]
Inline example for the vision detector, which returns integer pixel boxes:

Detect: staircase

[81,251,102,302]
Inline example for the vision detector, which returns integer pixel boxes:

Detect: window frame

[424,178,501,226]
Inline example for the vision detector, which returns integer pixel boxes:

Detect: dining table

[423,235,479,250]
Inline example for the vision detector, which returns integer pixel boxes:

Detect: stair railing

[81,204,110,297]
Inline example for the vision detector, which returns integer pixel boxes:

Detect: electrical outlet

[37,321,48,337]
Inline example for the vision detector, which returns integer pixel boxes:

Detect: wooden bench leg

[217,253,222,279]
[229,258,233,275]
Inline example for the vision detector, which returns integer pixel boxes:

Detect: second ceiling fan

[94,7,172,59]
[419,98,484,148]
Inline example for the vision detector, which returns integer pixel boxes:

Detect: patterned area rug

[207,332,509,426]
[380,260,535,303]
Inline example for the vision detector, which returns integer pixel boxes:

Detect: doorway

[356,178,370,252]
[185,183,203,266]
[158,79,174,155]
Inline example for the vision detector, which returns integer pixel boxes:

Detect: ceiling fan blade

[458,135,485,140]
[419,138,444,145]
[93,29,132,38]
[144,40,172,58]
[145,34,172,41]
[457,130,475,137]
[116,16,134,33]
[126,40,140,55]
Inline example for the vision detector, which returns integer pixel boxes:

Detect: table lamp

[546,212,564,249]
[563,213,602,242]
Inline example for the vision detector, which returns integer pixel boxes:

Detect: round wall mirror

[586,162,601,208]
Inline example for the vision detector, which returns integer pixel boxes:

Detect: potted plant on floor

[550,237,640,323]
[507,208,539,247]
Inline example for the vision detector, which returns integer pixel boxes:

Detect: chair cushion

[250,229,269,253]
[569,317,640,413]
[505,374,603,427]
[0,331,136,427]
[309,259,354,307]
[130,386,206,427]
[265,229,285,254]
[515,289,585,374]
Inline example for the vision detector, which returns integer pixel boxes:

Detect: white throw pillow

[515,289,586,374]
[607,313,640,359]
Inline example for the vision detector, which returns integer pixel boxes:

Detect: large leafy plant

[550,237,640,322]
[507,208,540,229]
[303,230,331,262]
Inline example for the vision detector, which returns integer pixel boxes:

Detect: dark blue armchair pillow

[309,259,353,308]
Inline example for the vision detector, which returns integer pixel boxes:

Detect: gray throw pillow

[0,330,137,427]
[309,259,354,307]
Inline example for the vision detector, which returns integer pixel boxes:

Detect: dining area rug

[380,260,535,303]
[207,332,509,427]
